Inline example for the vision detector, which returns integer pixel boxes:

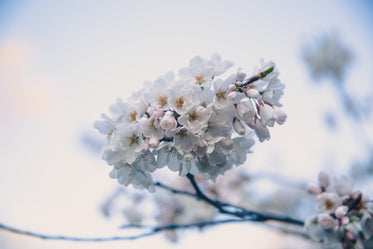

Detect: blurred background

[1,0,373,248]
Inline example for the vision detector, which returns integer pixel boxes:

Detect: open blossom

[306,172,373,248]
[94,54,287,191]
[178,105,210,134]
[179,56,214,87]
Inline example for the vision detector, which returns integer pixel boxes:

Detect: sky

[0,1,373,248]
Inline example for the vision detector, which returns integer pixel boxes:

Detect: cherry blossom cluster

[306,172,373,249]
[94,54,286,192]
[303,34,352,82]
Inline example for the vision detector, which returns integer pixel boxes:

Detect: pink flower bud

[228,91,237,100]
[228,84,236,91]
[335,205,348,218]
[160,113,177,131]
[341,216,349,225]
[147,106,156,115]
[149,136,159,148]
[318,172,330,189]
[308,184,322,195]
[143,141,150,152]
[152,109,164,118]
[245,88,260,99]
[317,213,336,229]
[236,72,246,82]
[345,231,357,242]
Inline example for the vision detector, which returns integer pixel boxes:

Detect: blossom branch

[155,174,305,227]
[237,66,274,88]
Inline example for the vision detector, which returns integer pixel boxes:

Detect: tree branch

[0,219,261,242]
[185,174,304,226]
[237,66,274,88]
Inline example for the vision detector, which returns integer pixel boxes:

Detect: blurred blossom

[303,34,352,83]
[80,130,105,155]
[306,172,373,248]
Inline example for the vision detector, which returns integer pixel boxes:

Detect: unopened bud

[318,172,330,189]
[152,109,164,118]
[308,184,322,195]
[143,142,150,152]
[236,72,246,82]
[228,84,236,91]
[335,205,348,218]
[149,136,159,148]
[245,88,260,99]
[341,216,350,225]
[160,113,177,131]
[345,230,357,242]
[317,213,336,229]
[228,91,237,100]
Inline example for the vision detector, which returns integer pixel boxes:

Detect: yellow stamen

[157,95,167,106]
[128,112,137,122]
[127,134,139,146]
[176,96,185,108]
[176,129,187,139]
[216,89,227,100]
[189,110,199,121]
[194,74,205,85]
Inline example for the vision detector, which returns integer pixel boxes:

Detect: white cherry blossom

[94,54,287,191]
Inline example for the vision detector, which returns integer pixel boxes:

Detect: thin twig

[237,66,274,88]
[154,182,196,198]
[185,173,304,226]
[0,219,254,242]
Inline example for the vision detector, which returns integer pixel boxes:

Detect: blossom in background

[303,34,353,82]
[306,172,373,249]
[94,54,287,191]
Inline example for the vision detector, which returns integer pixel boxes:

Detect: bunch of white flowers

[306,172,373,248]
[303,34,352,82]
[94,54,286,192]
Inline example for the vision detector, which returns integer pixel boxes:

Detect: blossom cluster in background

[306,172,373,249]
[101,170,255,243]
[94,54,286,191]
[303,34,352,82]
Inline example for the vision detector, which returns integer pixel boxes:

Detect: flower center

[189,110,199,121]
[128,111,137,122]
[157,95,167,106]
[205,121,214,132]
[325,199,334,210]
[216,89,227,100]
[194,74,205,85]
[127,134,139,146]
[148,119,157,129]
[176,129,188,139]
[176,96,185,108]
